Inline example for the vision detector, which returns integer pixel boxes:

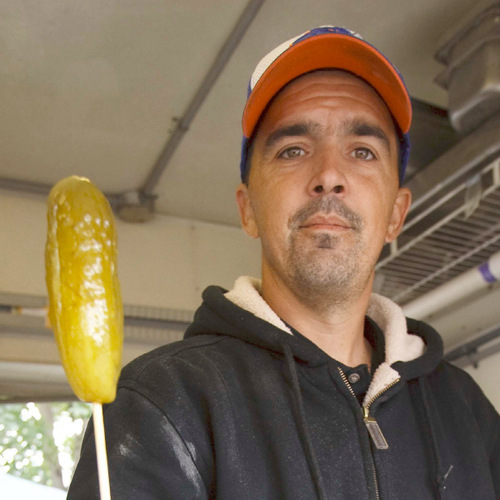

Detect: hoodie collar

[225,276,425,362]
[224,276,429,402]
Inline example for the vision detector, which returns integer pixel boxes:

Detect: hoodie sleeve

[466,374,500,498]
[67,386,209,500]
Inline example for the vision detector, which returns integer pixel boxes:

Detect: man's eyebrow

[344,120,392,153]
[264,122,319,150]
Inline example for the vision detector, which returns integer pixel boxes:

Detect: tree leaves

[0,401,91,489]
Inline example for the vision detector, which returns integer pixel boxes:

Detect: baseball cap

[240,26,412,184]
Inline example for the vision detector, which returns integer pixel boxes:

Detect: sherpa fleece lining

[225,276,425,405]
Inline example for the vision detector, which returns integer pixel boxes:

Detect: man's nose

[307,150,347,196]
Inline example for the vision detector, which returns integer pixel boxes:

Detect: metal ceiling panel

[0,0,248,192]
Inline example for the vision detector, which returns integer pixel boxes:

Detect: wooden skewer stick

[93,402,111,500]
[45,177,122,499]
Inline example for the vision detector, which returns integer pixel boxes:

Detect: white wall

[0,191,261,312]
[464,351,500,412]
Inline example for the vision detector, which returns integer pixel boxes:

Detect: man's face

[236,70,411,304]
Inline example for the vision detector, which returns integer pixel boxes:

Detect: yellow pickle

[45,176,123,403]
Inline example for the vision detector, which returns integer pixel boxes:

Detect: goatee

[285,197,370,308]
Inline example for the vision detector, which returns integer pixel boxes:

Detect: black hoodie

[68,277,500,499]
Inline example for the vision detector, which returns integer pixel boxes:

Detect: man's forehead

[254,69,397,142]
[272,70,382,102]
[278,69,373,92]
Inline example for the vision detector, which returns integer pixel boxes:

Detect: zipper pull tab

[363,407,389,450]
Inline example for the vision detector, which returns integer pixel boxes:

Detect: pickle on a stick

[45,176,123,403]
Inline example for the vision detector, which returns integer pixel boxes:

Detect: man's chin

[290,260,352,288]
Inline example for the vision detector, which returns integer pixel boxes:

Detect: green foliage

[0,401,91,489]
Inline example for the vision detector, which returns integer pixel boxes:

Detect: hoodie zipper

[338,367,401,500]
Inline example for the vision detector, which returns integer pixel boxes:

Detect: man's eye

[353,147,375,160]
[278,146,304,159]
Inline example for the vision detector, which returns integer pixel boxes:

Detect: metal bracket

[464,173,482,219]
[114,190,156,223]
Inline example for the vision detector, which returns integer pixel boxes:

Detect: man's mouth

[299,214,351,231]
[289,197,363,233]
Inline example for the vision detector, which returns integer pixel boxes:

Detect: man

[68,27,500,499]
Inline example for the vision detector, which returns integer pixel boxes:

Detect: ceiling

[0,0,492,226]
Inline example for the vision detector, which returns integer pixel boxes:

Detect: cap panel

[249,33,305,90]
[248,26,363,91]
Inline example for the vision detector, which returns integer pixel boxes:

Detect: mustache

[289,197,363,230]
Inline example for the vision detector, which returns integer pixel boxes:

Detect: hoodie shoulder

[119,334,227,383]
[389,317,444,380]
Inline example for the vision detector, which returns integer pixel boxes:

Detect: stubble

[284,197,372,308]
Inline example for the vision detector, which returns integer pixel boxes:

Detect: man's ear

[386,187,412,243]
[236,183,259,239]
